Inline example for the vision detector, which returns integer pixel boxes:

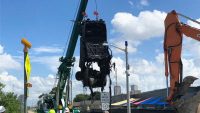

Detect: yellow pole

[21,38,32,113]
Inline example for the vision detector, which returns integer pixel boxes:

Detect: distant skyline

[1,0,200,106]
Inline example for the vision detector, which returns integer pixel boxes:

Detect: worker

[73,107,80,113]
[58,105,63,113]
[48,107,56,113]
[0,106,6,113]
[65,107,70,113]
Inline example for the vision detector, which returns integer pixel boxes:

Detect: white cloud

[155,53,164,64]
[32,56,60,73]
[0,70,85,106]
[187,18,200,29]
[182,59,200,86]
[0,71,23,94]
[71,79,84,97]
[28,74,57,103]
[128,0,149,9]
[108,56,165,93]
[128,1,134,6]
[133,59,159,75]
[72,55,170,94]
[181,18,200,81]
[112,10,166,41]
[33,46,63,54]
[0,71,59,106]
[111,10,167,53]
[0,45,3,54]
[2,53,196,106]
[182,18,200,58]
[140,0,149,6]
[183,38,200,59]
[109,40,137,54]
[0,45,21,72]
[109,51,200,94]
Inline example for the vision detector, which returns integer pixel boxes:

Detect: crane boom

[164,10,200,102]
[66,0,88,57]
[56,0,88,109]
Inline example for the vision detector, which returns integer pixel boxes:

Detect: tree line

[0,82,21,113]
[73,91,101,102]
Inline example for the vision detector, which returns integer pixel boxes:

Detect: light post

[104,41,131,113]
[125,41,131,113]
[21,38,32,113]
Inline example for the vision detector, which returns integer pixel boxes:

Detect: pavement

[28,110,35,113]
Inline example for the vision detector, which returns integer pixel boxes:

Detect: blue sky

[1,0,200,106]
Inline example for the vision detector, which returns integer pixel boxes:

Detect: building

[114,85,121,96]
[130,85,141,95]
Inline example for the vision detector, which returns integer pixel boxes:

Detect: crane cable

[62,0,81,56]
[56,0,81,90]
[177,13,200,25]
[94,0,98,14]
[94,0,99,19]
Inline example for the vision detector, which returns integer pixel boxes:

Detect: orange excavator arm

[164,10,200,102]
[179,23,200,41]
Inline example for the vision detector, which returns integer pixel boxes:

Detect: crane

[164,10,200,102]
[37,0,112,112]
[37,1,88,112]
[54,0,88,111]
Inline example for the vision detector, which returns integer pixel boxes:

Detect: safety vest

[49,109,56,113]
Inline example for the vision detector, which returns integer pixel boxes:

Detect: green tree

[0,82,5,91]
[89,91,101,100]
[0,82,5,99]
[73,94,90,102]
[0,82,20,113]
[73,91,101,102]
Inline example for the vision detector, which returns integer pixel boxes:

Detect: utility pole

[115,67,118,86]
[21,38,32,113]
[125,41,131,113]
[103,41,131,113]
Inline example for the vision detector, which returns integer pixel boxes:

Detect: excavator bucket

[175,76,198,99]
[183,76,198,84]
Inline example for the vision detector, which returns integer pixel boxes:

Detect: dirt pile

[175,91,200,113]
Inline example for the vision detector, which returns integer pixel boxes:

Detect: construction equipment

[54,0,89,111]
[164,10,200,102]
[37,1,88,112]
[37,94,55,113]
[75,19,112,95]
[37,0,112,112]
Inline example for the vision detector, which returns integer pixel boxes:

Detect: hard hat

[58,105,62,110]
[0,106,5,112]
[65,107,70,112]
